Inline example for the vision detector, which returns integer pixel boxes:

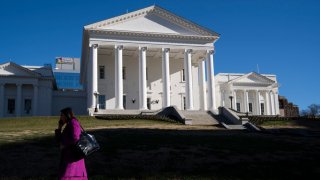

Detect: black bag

[75,126,100,157]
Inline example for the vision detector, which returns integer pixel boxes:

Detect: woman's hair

[60,107,74,122]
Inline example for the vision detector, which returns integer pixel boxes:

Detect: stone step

[227,125,247,130]
[179,111,219,125]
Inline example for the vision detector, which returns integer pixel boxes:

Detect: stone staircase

[179,110,220,125]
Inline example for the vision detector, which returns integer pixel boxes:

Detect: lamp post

[229,96,233,109]
[94,91,99,112]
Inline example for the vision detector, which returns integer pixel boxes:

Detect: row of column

[0,83,38,117]
[223,89,278,115]
[88,44,216,111]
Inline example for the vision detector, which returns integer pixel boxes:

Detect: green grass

[0,116,182,144]
[1,116,320,179]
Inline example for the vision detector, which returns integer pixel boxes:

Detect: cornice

[89,29,216,42]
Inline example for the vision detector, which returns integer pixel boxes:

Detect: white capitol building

[0,6,280,119]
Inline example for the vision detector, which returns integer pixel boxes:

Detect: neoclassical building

[215,72,280,115]
[80,5,220,113]
[0,5,284,118]
[0,62,55,117]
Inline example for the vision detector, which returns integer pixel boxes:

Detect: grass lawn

[0,116,320,179]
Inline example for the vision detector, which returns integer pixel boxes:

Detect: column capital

[162,48,170,52]
[16,83,22,87]
[185,49,193,53]
[90,44,99,48]
[139,46,147,51]
[115,45,123,50]
[207,49,214,54]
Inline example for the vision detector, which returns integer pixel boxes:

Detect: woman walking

[55,107,88,180]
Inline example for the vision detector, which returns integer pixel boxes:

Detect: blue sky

[0,0,319,110]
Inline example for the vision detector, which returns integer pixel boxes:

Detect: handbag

[75,125,100,157]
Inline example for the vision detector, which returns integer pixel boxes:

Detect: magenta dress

[55,118,88,180]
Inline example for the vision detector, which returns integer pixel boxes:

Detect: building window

[98,95,106,109]
[7,99,15,114]
[146,67,148,81]
[236,103,241,111]
[182,69,185,82]
[24,99,32,114]
[183,96,186,110]
[99,66,105,79]
[249,103,253,112]
[261,103,265,115]
[123,95,126,109]
[123,67,126,80]
[147,98,151,110]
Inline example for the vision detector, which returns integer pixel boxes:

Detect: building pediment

[85,5,219,39]
[0,62,40,78]
[230,72,275,86]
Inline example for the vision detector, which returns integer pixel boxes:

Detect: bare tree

[308,104,320,118]
[300,109,310,117]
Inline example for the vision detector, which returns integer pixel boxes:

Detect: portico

[216,72,280,115]
[0,62,55,117]
[81,6,220,114]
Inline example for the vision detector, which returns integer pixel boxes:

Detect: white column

[243,90,249,112]
[246,90,249,112]
[162,48,170,107]
[199,60,207,110]
[274,92,280,115]
[256,90,261,115]
[233,90,237,110]
[88,44,98,109]
[184,49,193,110]
[115,45,124,110]
[139,47,147,110]
[16,83,22,117]
[270,92,275,115]
[265,91,271,115]
[221,90,225,107]
[0,84,4,117]
[33,84,38,116]
[206,50,216,111]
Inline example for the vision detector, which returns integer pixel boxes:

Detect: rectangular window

[98,95,106,109]
[146,67,148,81]
[147,98,151,110]
[7,99,15,114]
[182,69,185,82]
[123,67,126,80]
[261,103,265,115]
[236,103,241,111]
[24,99,32,114]
[123,95,126,109]
[249,103,253,112]
[99,66,105,79]
[183,96,186,110]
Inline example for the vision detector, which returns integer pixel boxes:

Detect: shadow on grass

[1,128,320,179]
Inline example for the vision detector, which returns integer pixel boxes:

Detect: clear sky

[0,0,319,110]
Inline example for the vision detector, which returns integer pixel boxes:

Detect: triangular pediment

[231,72,275,85]
[85,6,219,37]
[0,62,40,77]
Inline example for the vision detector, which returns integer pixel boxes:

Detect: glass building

[53,57,83,90]
[53,72,83,90]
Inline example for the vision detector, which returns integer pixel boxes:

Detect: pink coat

[55,118,88,180]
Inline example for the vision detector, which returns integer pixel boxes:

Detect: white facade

[80,6,220,113]
[0,62,55,117]
[215,72,280,115]
[0,62,87,117]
